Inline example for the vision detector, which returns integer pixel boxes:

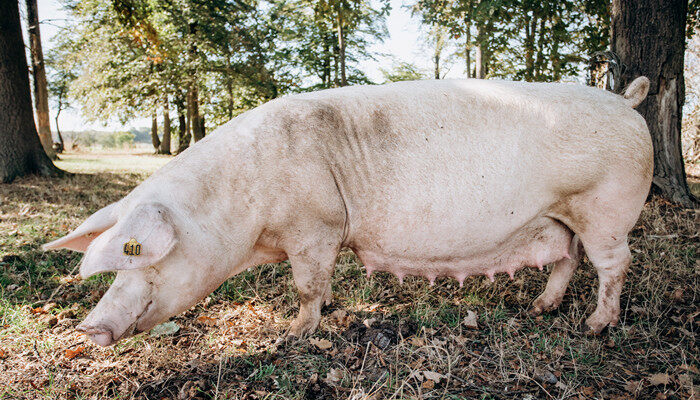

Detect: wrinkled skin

[44,78,653,346]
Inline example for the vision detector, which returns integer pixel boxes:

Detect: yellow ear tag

[123,238,142,256]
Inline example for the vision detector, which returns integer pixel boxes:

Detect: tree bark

[188,84,203,142]
[611,0,697,207]
[160,100,171,155]
[434,51,440,79]
[475,44,483,79]
[55,108,64,153]
[150,112,160,151]
[465,26,472,77]
[336,11,347,86]
[25,0,56,160]
[322,36,331,87]
[0,0,61,182]
[175,96,190,154]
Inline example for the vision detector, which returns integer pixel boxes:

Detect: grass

[0,150,698,399]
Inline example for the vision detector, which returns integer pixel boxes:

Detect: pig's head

[43,202,229,346]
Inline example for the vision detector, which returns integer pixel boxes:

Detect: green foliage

[412,0,610,81]
[380,61,426,82]
[48,0,391,131]
[273,0,390,90]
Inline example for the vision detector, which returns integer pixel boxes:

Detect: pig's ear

[42,203,119,252]
[79,203,177,278]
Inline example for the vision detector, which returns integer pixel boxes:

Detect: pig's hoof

[528,296,561,317]
[584,312,618,335]
[287,318,319,338]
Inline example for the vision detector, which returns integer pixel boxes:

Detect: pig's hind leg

[287,242,340,337]
[578,234,632,334]
[529,235,583,316]
[552,178,647,334]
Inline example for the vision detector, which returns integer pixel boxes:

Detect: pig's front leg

[287,244,338,337]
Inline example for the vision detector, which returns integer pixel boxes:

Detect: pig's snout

[76,323,116,347]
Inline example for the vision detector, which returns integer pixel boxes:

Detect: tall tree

[428,24,450,79]
[25,0,56,159]
[412,0,609,81]
[150,111,160,151]
[160,99,171,154]
[611,0,697,207]
[0,0,61,182]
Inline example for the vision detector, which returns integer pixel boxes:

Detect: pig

[43,77,652,346]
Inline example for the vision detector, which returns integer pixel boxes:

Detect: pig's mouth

[77,300,154,346]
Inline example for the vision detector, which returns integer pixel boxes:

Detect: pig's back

[260,79,650,277]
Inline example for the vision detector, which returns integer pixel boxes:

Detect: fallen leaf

[196,316,218,326]
[453,335,468,345]
[0,349,7,359]
[422,371,445,383]
[65,346,85,360]
[678,373,692,388]
[670,288,683,301]
[409,357,425,369]
[150,321,180,337]
[648,373,670,386]
[330,309,346,321]
[580,386,595,396]
[408,336,426,347]
[463,310,479,329]
[624,380,640,393]
[330,309,351,326]
[323,368,343,385]
[421,379,435,390]
[309,338,332,350]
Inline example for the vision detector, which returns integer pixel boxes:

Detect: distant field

[55,149,173,174]
[0,149,697,399]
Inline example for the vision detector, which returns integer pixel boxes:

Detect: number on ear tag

[123,238,142,256]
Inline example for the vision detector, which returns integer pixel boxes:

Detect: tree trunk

[434,51,440,79]
[150,112,160,151]
[188,85,203,142]
[332,31,340,87]
[322,36,331,87]
[475,44,483,79]
[226,77,234,120]
[0,0,61,182]
[611,0,697,207]
[336,11,347,86]
[524,14,536,81]
[25,0,56,160]
[465,26,471,78]
[160,100,171,155]
[534,17,547,81]
[55,108,64,153]
[176,102,190,154]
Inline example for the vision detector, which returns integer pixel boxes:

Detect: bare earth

[0,150,697,399]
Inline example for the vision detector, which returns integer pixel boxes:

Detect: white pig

[43,77,652,346]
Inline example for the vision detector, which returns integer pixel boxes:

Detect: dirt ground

[0,152,697,399]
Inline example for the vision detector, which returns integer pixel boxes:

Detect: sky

[31,0,466,132]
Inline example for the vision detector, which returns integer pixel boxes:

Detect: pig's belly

[351,217,572,285]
